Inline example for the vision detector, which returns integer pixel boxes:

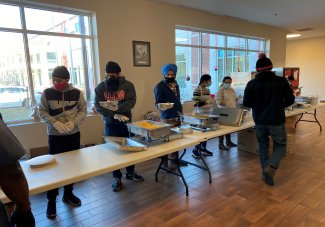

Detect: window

[0,2,95,122]
[175,28,269,100]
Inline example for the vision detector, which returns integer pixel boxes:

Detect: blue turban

[161,64,177,76]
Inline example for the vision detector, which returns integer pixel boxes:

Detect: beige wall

[10,0,288,151]
[286,37,325,100]
[27,0,287,120]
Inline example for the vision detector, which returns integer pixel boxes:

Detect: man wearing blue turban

[154,63,186,168]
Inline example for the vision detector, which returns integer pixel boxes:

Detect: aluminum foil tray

[104,136,146,151]
[210,108,245,126]
[182,113,219,126]
[127,120,172,139]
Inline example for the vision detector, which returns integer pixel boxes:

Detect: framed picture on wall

[133,41,151,67]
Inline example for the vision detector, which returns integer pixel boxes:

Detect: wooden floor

[31,109,325,227]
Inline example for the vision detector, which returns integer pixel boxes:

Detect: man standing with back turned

[243,53,294,186]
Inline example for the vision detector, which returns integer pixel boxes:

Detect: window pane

[248,39,261,51]
[229,72,251,96]
[227,36,246,49]
[176,46,200,101]
[0,32,32,122]
[28,34,92,105]
[202,48,224,94]
[175,29,200,45]
[246,51,259,72]
[25,8,90,35]
[0,4,21,29]
[202,33,225,48]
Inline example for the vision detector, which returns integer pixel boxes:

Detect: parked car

[0,86,29,108]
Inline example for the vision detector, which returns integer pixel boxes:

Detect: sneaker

[201,148,213,156]
[262,165,276,186]
[62,193,81,206]
[226,141,237,148]
[219,144,228,151]
[262,172,275,186]
[125,172,144,181]
[112,178,122,192]
[46,201,57,219]
[192,148,201,158]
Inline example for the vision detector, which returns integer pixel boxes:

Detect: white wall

[10,0,288,151]
[286,37,325,100]
[9,114,104,151]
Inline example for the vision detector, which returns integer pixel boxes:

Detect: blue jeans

[255,124,287,170]
[104,122,134,179]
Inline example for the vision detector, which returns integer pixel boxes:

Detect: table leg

[179,148,212,183]
[295,109,322,131]
[155,154,189,196]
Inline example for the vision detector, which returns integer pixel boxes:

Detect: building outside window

[175,27,270,101]
[0,1,96,122]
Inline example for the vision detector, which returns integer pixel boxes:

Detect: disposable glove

[157,103,173,111]
[100,101,118,111]
[65,121,75,131]
[114,114,129,122]
[53,121,69,134]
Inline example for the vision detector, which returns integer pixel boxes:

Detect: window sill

[6,112,101,127]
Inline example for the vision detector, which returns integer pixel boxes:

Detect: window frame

[175,26,270,100]
[0,0,96,123]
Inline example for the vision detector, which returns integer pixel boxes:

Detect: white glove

[114,114,129,122]
[157,103,172,111]
[53,121,70,134]
[100,101,118,111]
[65,121,75,132]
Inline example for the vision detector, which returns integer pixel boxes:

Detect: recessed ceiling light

[286,33,302,38]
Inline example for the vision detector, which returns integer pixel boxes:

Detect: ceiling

[151,0,325,40]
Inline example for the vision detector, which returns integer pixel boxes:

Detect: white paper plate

[26,155,56,168]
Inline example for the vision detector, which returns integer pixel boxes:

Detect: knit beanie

[52,66,70,79]
[162,63,177,76]
[105,61,121,73]
[255,53,273,72]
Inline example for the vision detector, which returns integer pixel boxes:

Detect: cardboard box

[237,128,259,154]
[27,146,49,158]
[269,128,296,155]
[238,127,295,155]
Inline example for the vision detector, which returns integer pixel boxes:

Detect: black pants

[219,134,231,144]
[104,122,134,179]
[47,132,80,201]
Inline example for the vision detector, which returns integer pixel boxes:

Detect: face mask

[54,82,68,91]
[165,77,175,83]
[106,76,120,92]
[223,83,231,89]
[206,82,212,87]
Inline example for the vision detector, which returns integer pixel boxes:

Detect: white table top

[184,121,255,142]
[2,103,324,203]
[185,103,325,142]
[0,137,199,203]
[285,102,325,117]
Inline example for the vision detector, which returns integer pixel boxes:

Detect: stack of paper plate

[26,155,56,168]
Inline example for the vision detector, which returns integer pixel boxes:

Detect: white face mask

[223,83,231,89]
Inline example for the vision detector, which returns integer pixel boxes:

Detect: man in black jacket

[243,53,295,186]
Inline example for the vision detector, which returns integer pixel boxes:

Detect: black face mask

[105,76,120,92]
[165,77,175,83]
